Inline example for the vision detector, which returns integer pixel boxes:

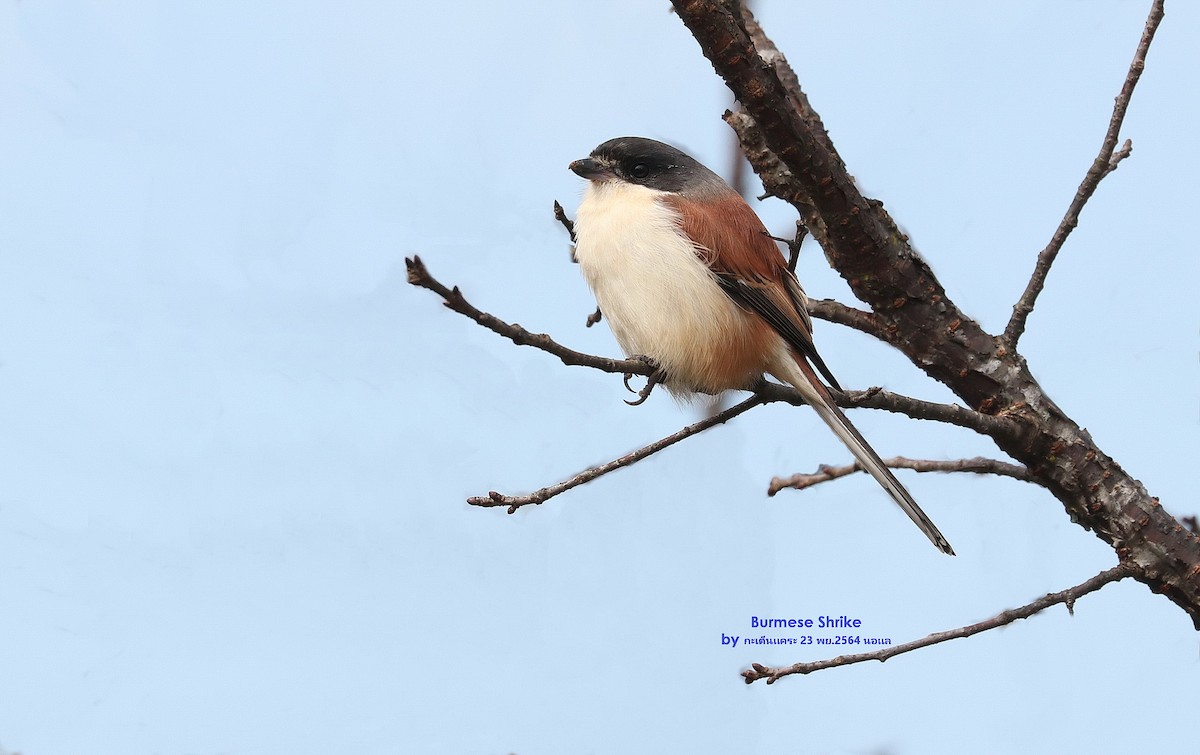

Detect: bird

[568,136,954,555]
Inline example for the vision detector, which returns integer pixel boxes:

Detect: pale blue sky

[1,1,1197,753]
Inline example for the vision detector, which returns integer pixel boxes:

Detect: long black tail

[776,358,956,555]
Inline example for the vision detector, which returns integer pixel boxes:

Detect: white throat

[571,181,771,395]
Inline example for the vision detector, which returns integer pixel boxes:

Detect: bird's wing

[663,193,842,391]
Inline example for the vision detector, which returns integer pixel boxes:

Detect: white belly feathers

[572,181,770,395]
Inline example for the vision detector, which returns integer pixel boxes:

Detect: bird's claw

[623,355,663,406]
[624,372,663,406]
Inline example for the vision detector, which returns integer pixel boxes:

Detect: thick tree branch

[742,565,1132,684]
[672,0,1200,626]
[768,456,1033,496]
[1002,0,1164,347]
[710,19,1003,408]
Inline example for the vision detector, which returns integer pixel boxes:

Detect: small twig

[405,255,653,378]
[743,564,1131,684]
[806,299,888,341]
[1104,138,1133,177]
[768,455,1032,496]
[469,395,766,512]
[553,200,576,243]
[1003,0,1164,347]
[552,202,602,326]
[786,221,807,272]
[762,221,807,273]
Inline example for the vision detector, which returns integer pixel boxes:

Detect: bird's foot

[623,355,664,406]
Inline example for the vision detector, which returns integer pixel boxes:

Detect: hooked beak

[569,157,615,180]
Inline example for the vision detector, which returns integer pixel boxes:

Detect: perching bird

[569,136,954,555]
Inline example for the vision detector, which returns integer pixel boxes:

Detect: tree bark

[670,0,1200,627]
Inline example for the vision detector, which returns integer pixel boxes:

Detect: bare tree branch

[1105,138,1134,177]
[466,381,1013,514]
[552,199,576,244]
[405,255,652,379]
[469,395,765,513]
[806,298,888,341]
[840,387,1021,437]
[785,220,806,272]
[1002,0,1164,347]
[768,455,1032,496]
[742,565,1132,684]
[671,0,1200,628]
[415,0,1200,622]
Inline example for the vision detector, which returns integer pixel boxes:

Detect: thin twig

[1003,0,1164,347]
[806,298,887,341]
[469,395,766,512]
[768,455,1032,496]
[758,225,806,274]
[1104,138,1134,177]
[786,221,807,272]
[405,255,651,378]
[469,382,1013,513]
[552,203,603,326]
[743,564,1132,684]
[553,200,576,243]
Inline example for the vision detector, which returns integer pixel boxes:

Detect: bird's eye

[630,163,650,179]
